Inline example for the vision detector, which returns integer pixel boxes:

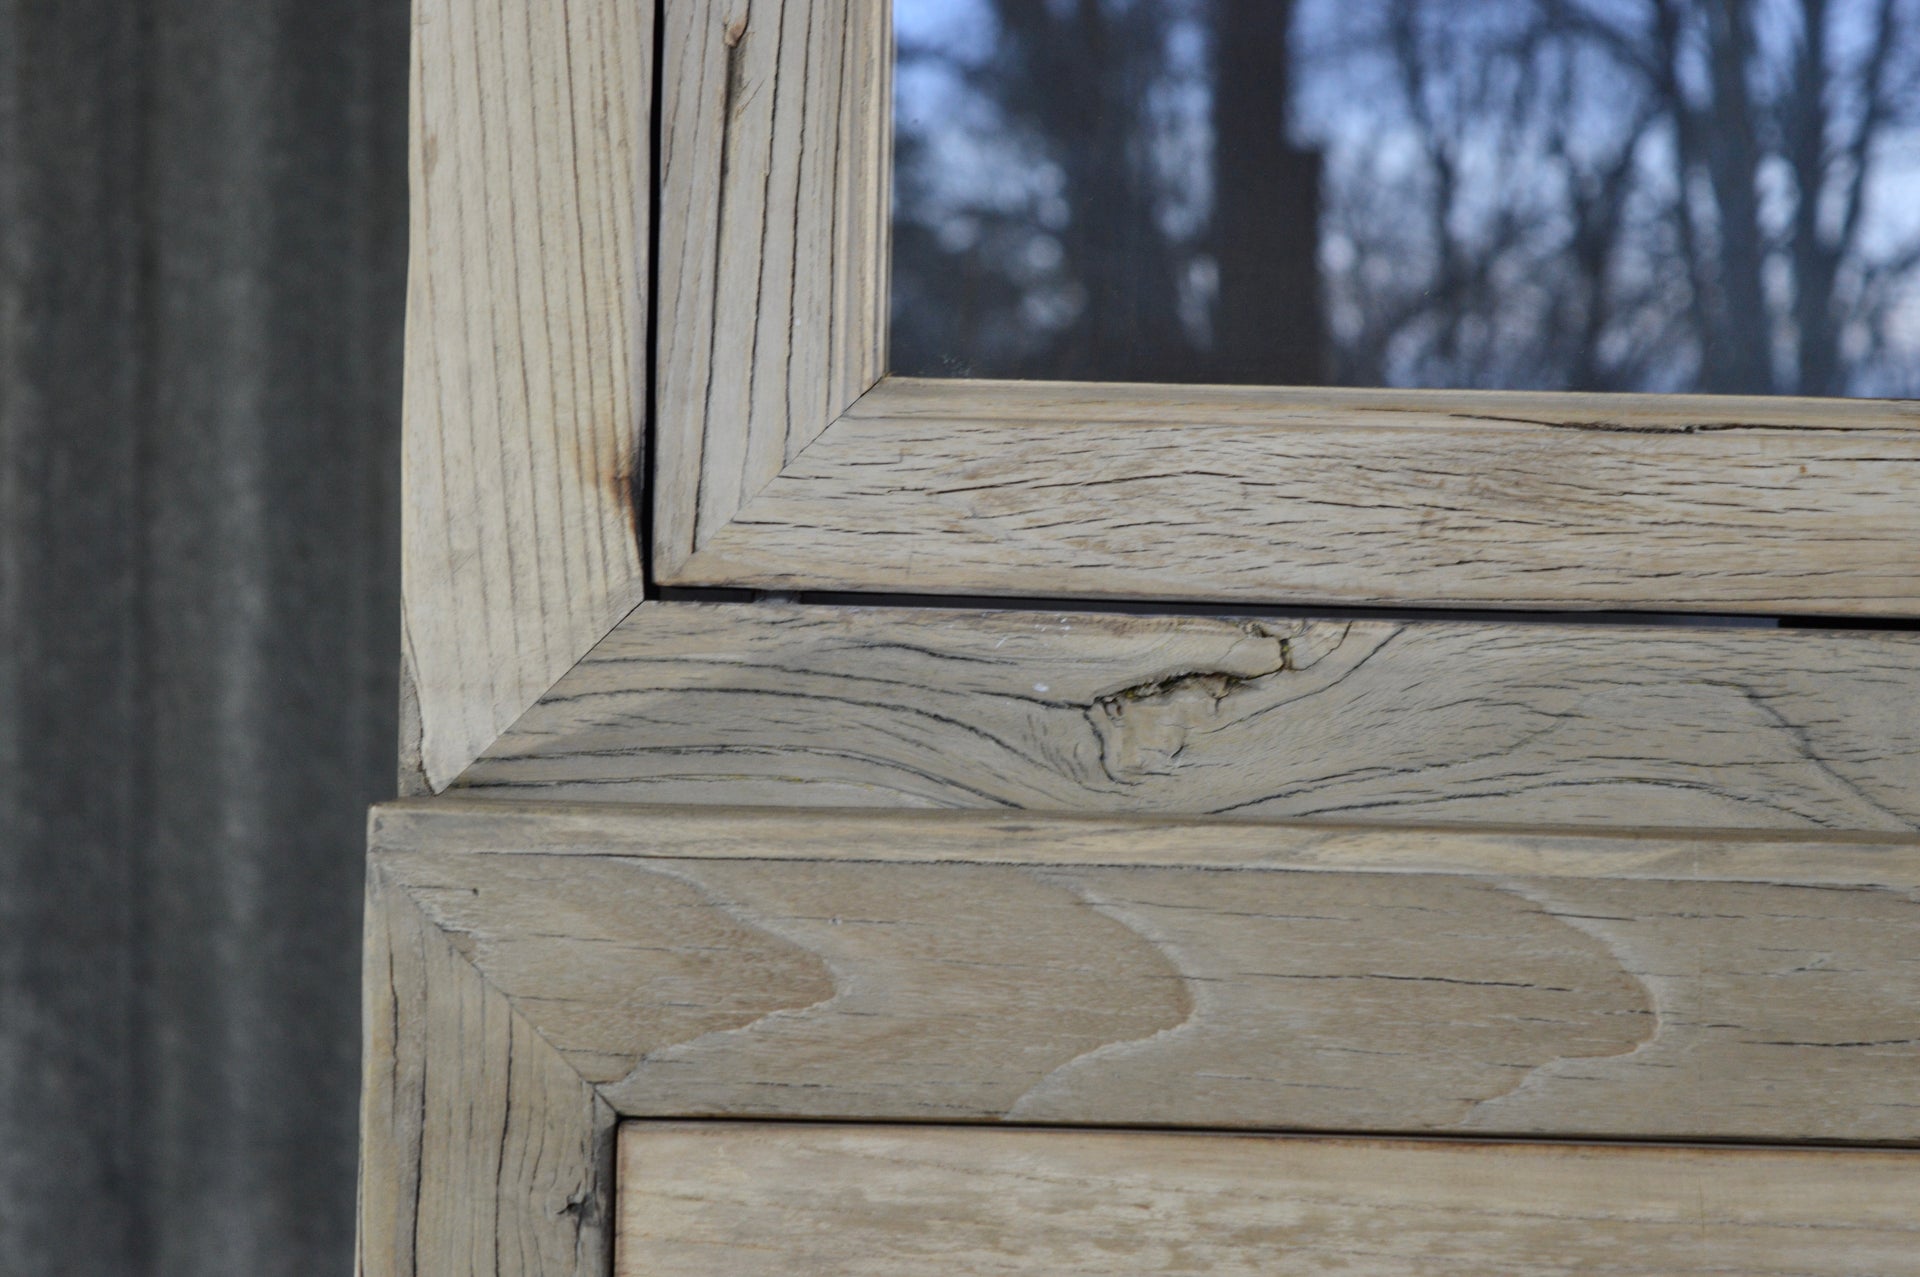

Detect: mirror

[892,0,1920,397]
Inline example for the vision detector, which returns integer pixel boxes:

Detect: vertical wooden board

[654,0,890,571]
[404,0,650,790]
[617,1123,1920,1277]
[358,867,614,1277]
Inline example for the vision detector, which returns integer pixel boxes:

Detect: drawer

[619,1123,1920,1276]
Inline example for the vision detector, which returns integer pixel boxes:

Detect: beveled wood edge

[357,859,617,1277]
[401,0,653,793]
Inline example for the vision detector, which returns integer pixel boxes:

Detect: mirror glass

[891,0,1920,396]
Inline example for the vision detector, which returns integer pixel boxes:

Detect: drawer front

[618,1123,1920,1276]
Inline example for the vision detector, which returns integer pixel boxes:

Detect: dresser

[358,2,1920,1272]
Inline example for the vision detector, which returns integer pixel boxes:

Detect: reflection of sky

[895,0,1015,223]
[895,0,1920,394]
[897,0,995,57]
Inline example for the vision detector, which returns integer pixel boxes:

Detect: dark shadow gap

[637,0,667,598]
[661,586,1920,633]
[614,1111,1920,1153]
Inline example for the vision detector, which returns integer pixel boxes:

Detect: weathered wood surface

[371,801,1920,1142]
[617,1123,1920,1277]
[457,601,1920,831]
[654,0,890,573]
[669,375,1920,613]
[651,0,1920,612]
[358,865,614,1277]
[404,0,651,791]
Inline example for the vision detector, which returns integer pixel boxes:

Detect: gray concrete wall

[1,1,406,1271]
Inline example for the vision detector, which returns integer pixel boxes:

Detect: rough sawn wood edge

[401,0,652,793]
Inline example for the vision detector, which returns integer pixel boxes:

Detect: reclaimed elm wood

[357,861,614,1277]
[456,601,1920,832]
[402,0,651,791]
[675,376,1920,613]
[369,799,1920,1143]
[654,0,890,570]
[650,0,1920,613]
[616,1123,1920,1277]
[385,5,1920,1272]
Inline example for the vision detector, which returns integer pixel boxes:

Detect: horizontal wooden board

[668,376,1920,613]
[456,601,1920,832]
[617,1123,1920,1276]
[372,801,1920,1142]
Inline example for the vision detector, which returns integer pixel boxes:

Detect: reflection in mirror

[892,0,1920,397]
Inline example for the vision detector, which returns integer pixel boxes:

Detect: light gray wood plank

[671,376,1920,613]
[654,0,890,572]
[617,1123,1920,1277]
[403,0,650,790]
[371,801,1920,1142]
[457,601,1920,832]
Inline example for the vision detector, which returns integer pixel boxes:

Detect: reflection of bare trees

[892,0,1320,382]
[894,0,1920,396]
[1322,0,1920,394]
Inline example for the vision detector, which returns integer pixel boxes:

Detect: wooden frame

[399,0,1920,790]
[654,0,1920,613]
[400,0,653,788]
[378,0,1920,1273]
[362,801,1920,1275]
[616,1124,1920,1275]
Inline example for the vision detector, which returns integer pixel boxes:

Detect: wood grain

[371,800,1920,1142]
[403,0,651,791]
[457,601,1920,832]
[652,0,1920,611]
[358,862,614,1277]
[654,0,890,573]
[670,376,1920,612]
[617,1123,1920,1277]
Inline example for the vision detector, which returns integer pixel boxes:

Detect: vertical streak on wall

[0,0,150,1271]
[1,0,407,1272]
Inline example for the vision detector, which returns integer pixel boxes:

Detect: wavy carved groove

[371,802,1920,1142]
